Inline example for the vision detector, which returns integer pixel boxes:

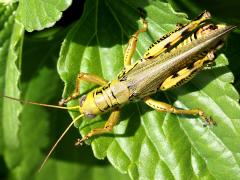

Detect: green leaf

[19,63,128,180]
[4,27,128,180]
[0,3,24,168]
[35,159,129,180]
[0,0,18,5]
[16,0,72,32]
[58,0,240,179]
[167,54,240,179]
[13,28,68,179]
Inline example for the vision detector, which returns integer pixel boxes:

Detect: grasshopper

[58,10,235,145]
[4,10,236,170]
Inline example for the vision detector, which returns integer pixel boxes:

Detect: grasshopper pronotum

[4,10,236,170]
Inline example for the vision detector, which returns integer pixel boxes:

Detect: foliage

[0,0,240,179]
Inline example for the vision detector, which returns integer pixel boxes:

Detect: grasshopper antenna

[38,114,84,172]
[2,95,79,110]
[2,95,83,170]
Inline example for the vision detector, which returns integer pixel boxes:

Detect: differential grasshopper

[4,10,236,170]
[59,10,235,145]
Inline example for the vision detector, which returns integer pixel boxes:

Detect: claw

[75,138,83,146]
[199,111,217,127]
[203,123,208,127]
[58,99,66,106]
[75,136,89,146]
[202,116,217,127]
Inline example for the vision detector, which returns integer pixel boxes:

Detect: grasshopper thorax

[79,80,131,118]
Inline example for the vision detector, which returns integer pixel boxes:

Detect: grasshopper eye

[79,95,87,106]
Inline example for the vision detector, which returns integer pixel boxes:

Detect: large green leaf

[16,0,72,32]
[5,27,128,180]
[18,62,128,180]
[58,0,240,179]
[0,3,24,168]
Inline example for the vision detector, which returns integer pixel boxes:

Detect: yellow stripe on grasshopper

[160,51,215,90]
[143,11,211,59]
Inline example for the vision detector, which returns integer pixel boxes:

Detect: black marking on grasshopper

[119,76,127,81]
[145,25,188,55]
[172,73,179,78]
[128,93,135,100]
[110,89,116,99]
[145,55,153,59]
[164,42,171,50]
[180,28,191,38]
[174,69,199,87]
[193,10,209,21]
[206,24,217,31]
[95,91,101,95]
[102,83,110,90]
[193,31,198,39]
[187,63,194,69]
[103,104,110,111]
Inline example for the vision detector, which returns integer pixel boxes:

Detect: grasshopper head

[79,92,101,118]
